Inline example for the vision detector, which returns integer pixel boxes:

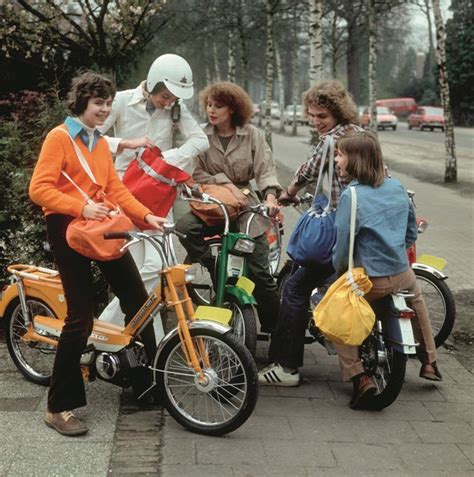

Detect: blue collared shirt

[65,116,102,151]
[332,178,417,277]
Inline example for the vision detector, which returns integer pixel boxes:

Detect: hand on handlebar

[264,194,281,217]
[144,214,167,231]
[278,190,301,206]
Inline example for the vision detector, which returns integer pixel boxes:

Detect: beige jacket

[193,123,281,237]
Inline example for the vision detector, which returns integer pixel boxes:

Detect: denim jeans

[269,261,334,368]
[46,214,155,413]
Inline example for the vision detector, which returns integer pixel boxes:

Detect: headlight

[233,238,255,254]
[185,268,196,282]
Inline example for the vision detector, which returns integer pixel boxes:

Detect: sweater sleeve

[332,190,352,275]
[29,129,86,217]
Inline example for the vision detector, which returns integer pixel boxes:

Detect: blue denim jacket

[332,178,417,277]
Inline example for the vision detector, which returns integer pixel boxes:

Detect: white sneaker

[258,363,300,387]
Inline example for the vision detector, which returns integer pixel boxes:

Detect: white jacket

[101,82,209,175]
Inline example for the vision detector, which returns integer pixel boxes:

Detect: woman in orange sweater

[29,72,166,437]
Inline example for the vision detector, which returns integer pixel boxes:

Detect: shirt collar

[65,116,102,150]
[128,82,147,106]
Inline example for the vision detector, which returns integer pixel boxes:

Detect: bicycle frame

[13,229,234,386]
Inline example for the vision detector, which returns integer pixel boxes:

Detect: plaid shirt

[295,123,363,206]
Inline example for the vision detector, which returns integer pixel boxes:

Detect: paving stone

[396,443,474,471]
[441,366,474,385]
[411,420,474,444]
[233,464,309,477]
[254,395,313,417]
[437,384,474,403]
[275,380,334,399]
[161,464,234,477]
[196,438,266,465]
[160,437,195,465]
[0,396,42,412]
[262,439,335,467]
[396,382,447,402]
[330,442,404,470]
[288,417,421,444]
[458,443,474,465]
[423,401,474,424]
[309,397,434,422]
[231,414,294,439]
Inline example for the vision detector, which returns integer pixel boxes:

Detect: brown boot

[44,410,88,436]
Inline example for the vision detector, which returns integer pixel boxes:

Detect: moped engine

[95,344,148,381]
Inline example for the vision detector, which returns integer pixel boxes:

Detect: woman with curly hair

[176,81,282,333]
[259,80,363,387]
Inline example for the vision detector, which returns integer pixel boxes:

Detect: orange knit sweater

[29,125,152,222]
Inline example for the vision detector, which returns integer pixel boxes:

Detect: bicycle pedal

[257,333,270,341]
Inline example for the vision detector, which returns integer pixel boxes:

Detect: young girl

[29,71,166,436]
[332,131,442,409]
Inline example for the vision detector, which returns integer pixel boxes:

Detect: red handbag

[123,146,191,229]
[57,128,133,261]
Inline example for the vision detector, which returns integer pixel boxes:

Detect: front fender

[412,262,447,280]
[225,284,257,306]
[152,320,231,371]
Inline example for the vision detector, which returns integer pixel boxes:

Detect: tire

[414,269,456,347]
[184,240,221,306]
[408,124,412,130]
[155,328,258,436]
[392,125,397,131]
[360,334,407,411]
[225,295,257,357]
[421,125,425,131]
[5,297,57,386]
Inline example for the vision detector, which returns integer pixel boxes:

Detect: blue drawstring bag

[287,136,336,267]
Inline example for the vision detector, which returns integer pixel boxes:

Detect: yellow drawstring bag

[313,187,375,345]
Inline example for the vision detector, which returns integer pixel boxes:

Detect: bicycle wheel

[5,297,57,386]
[155,328,258,436]
[414,269,456,347]
[184,240,221,306]
[225,294,257,356]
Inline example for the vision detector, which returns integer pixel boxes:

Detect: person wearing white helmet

[98,54,209,348]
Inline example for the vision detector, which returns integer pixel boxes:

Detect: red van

[375,98,417,116]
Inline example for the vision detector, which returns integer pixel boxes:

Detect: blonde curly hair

[199,81,253,127]
[303,80,359,125]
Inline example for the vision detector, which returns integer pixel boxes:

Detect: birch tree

[264,0,276,149]
[368,0,378,134]
[432,0,457,182]
[228,30,237,82]
[275,44,286,133]
[309,0,323,84]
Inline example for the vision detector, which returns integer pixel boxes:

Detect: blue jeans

[269,262,334,369]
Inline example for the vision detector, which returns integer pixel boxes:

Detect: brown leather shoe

[44,411,88,436]
[420,362,443,382]
[349,374,377,409]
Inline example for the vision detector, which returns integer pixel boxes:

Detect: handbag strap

[348,186,357,270]
[312,135,335,212]
[135,148,178,187]
[56,127,98,185]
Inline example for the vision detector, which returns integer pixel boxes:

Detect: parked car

[408,106,445,131]
[252,103,261,117]
[283,105,307,125]
[360,106,398,130]
[260,101,281,119]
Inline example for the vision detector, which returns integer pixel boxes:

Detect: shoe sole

[258,379,299,387]
[349,386,377,410]
[420,374,443,382]
[44,418,88,436]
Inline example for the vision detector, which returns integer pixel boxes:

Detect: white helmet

[146,54,194,100]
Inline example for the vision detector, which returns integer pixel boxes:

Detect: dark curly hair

[67,71,116,116]
[199,81,253,127]
[303,80,359,125]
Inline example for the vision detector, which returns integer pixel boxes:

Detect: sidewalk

[0,132,473,476]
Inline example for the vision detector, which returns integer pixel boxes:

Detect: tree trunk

[331,11,338,79]
[346,21,361,104]
[432,0,457,182]
[240,30,249,91]
[368,0,378,135]
[227,30,236,82]
[275,44,286,134]
[309,0,323,84]
[213,41,221,80]
[291,4,299,136]
[264,0,274,149]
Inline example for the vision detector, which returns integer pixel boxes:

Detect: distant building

[415,52,426,79]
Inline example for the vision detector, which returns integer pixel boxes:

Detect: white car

[284,105,307,125]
